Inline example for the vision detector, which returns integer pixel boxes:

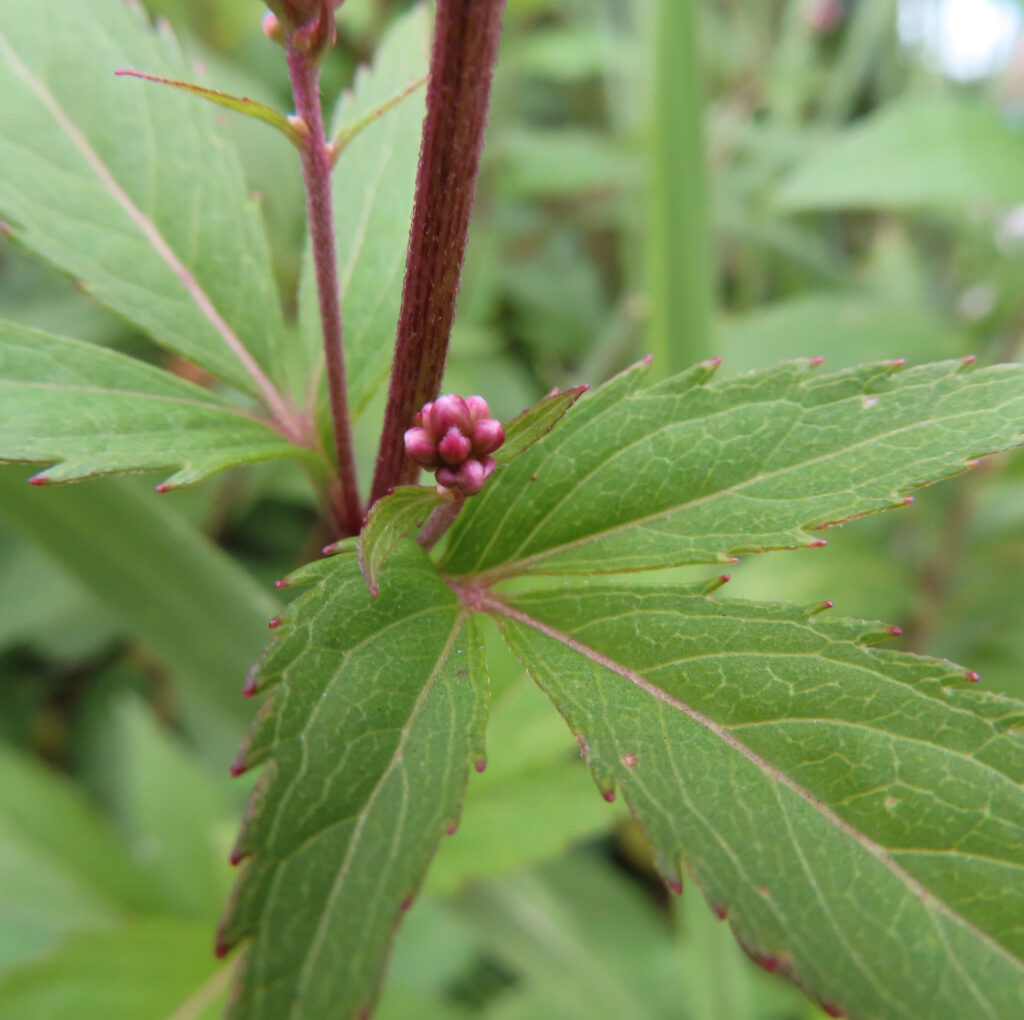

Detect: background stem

[646,0,715,377]
[370,0,507,504]
[288,48,363,537]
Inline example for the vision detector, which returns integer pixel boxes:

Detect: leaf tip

[241,672,259,699]
[27,475,49,487]
[888,625,903,637]
[229,752,248,778]
[808,355,825,368]
[712,903,728,920]
[214,934,233,960]
[818,1002,847,1019]
[666,877,683,896]
[810,539,828,548]
[267,616,283,630]
[965,670,981,683]
[154,482,172,494]
[959,354,978,371]
[474,757,487,774]
[601,788,617,803]
[273,578,291,590]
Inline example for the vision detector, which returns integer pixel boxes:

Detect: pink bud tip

[889,626,902,637]
[268,616,282,630]
[890,358,907,368]
[28,476,48,486]
[962,354,977,366]
[474,759,487,773]
[262,11,284,43]
[808,356,825,367]
[703,356,723,369]
[602,789,616,803]
[720,574,731,584]
[471,418,505,456]
[667,878,683,895]
[154,483,171,494]
[901,496,915,506]
[438,426,473,466]
[404,426,439,468]
[274,578,290,590]
[322,544,335,556]
[642,353,654,365]
[823,600,834,609]
[242,675,258,698]
[966,671,981,683]
[811,539,828,548]
[464,395,491,423]
[428,394,471,437]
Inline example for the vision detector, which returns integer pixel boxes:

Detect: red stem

[370,0,507,504]
[288,48,363,537]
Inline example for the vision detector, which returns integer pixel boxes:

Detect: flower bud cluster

[404,395,505,495]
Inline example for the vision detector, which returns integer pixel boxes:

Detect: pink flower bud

[404,427,439,468]
[438,426,472,466]
[262,11,285,44]
[428,395,471,437]
[436,466,460,489]
[457,456,497,495]
[471,418,504,456]
[464,395,491,424]
[415,402,433,429]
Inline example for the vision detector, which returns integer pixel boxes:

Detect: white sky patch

[899,0,1022,80]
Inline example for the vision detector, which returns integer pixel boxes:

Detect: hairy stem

[417,495,465,552]
[370,0,507,504]
[288,48,363,537]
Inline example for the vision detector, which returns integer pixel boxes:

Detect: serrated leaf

[776,97,1024,211]
[299,5,429,418]
[441,358,1024,579]
[358,485,448,594]
[219,543,488,1020]
[0,323,314,488]
[0,0,291,401]
[497,385,590,465]
[492,584,1024,1020]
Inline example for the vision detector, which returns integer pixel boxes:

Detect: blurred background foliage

[3,0,1024,1015]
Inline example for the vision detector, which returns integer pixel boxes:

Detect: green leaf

[300,5,429,418]
[0,0,291,403]
[497,385,589,465]
[0,744,155,972]
[0,469,278,753]
[0,919,231,1020]
[493,583,1024,1019]
[358,486,448,595]
[777,97,1024,211]
[219,543,489,1020]
[441,358,1024,579]
[0,323,314,488]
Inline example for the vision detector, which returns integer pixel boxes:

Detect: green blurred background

[3,0,1024,1016]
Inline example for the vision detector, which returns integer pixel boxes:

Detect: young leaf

[358,485,448,595]
[115,70,304,147]
[298,5,429,418]
[496,384,589,465]
[0,0,292,408]
[441,358,1024,579]
[0,323,315,488]
[219,544,488,1020]
[492,583,1024,1020]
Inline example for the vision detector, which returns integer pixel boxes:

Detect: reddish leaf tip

[229,757,247,778]
[445,820,459,836]
[242,674,258,699]
[808,355,825,367]
[720,574,731,584]
[890,358,907,368]
[642,353,654,365]
[28,476,49,486]
[474,758,487,774]
[154,483,171,494]
[966,670,981,683]
[399,894,415,912]
[819,1003,847,1019]
[229,847,248,867]
[268,616,283,630]
[273,578,290,590]
[901,496,915,506]
[823,600,835,609]
[666,878,683,896]
[961,354,977,367]
[602,789,616,803]
[889,626,903,637]
[712,904,728,920]
[811,539,828,548]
